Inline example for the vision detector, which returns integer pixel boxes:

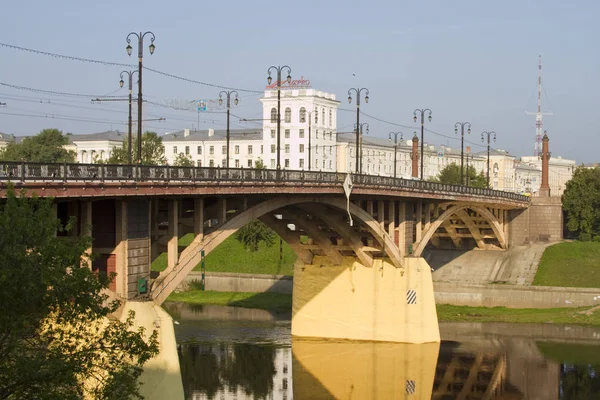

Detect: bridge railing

[0,161,529,203]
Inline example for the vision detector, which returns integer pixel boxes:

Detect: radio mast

[526,55,552,156]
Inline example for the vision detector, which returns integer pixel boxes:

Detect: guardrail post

[165,165,170,182]
[20,160,25,183]
[100,164,105,182]
[63,162,67,183]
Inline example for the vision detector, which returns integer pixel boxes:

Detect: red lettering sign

[265,76,311,89]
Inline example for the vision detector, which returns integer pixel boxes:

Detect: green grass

[167,290,600,327]
[167,290,292,313]
[536,341,600,365]
[533,241,600,288]
[151,233,297,275]
[436,304,600,326]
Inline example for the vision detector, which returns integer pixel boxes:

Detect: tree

[174,153,194,167]
[562,166,600,235]
[0,187,158,399]
[254,158,266,169]
[107,131,166,165]
[430,163,488,188]
[235,220,276,252]
[0,128,76,163]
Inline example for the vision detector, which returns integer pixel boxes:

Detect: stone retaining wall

[180,271,293,294]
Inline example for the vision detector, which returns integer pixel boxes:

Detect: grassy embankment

[151,232,296,275]
[533,241,600,288]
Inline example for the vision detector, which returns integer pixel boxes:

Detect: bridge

[0,161,558,344]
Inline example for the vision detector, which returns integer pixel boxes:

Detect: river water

[164,302,600,400]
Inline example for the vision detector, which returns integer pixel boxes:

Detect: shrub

[579,232,592,242]
[593,235,600,242]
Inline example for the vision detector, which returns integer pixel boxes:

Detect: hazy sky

[0,0,598,162]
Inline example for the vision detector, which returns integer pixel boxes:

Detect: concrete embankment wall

[434,282,600,308]
[180,272,600,309]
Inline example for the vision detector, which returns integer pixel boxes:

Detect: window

[197,145,202,155]
[270,108,277,123]
[329,147,332,155]
[209,146,214,155]
[248,145,253,154]
[221,159,226,167]
[299,129,305,138]
[315,145,319,154]
[329,132,333,141]
[322,159,325,169]
[260,145,264,154]
[173,146,178,154]
[271,144,276,153]
[235,159,240,168]
[329,110,333,127]
[247,159,252,168]
[285,144,290,154]
[299,159,305,169]
[285,159,290,168]
[271,129,276,139]
[185,146,190,155]
[299,144,305,153]
[197,160,202,167]
[271,159,276,168]
[329,160,332,169]
[209,159,214,167]
[222,145,226,154]
[316,130,319,139]
[322,108,325,125]
[235,145,240,154]
[299,107,306,123]
[284,107,291,123]
[314,107,318,124]
[285,129,290,139]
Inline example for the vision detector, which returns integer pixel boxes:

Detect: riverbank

[167,290,600,326]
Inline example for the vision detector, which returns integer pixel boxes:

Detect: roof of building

[162,128,262,142]
[67,130,126,142]
[473,148,515,158]
[515,161,540,172]
[0,132,15,141]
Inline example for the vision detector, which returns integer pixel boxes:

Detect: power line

[0,41,262,93]
[0,82,127,99]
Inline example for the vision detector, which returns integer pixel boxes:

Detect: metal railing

[0,161,530,203]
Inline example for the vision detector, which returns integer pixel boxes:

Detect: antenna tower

[526,55,553,156]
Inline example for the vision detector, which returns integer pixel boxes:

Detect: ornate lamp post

[413,109,432,180]
[388,132,403,178]
[354,122,369,174]
[218,91,239,169]
[348,88,370,173]
[126,31,155,164]
[119,70,138,165]
[454,121,471,185]
[267,66,292,170]
[481,131,497,187]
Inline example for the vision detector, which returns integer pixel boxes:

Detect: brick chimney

[539,131,551,197]
[411,133,419,178]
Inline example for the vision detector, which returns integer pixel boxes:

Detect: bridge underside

[50,194,521,343]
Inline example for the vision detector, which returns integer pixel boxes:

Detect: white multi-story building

[259,87,339,171]
[521,155,576,196]
[514,161,542,194]
[65,130,125,163]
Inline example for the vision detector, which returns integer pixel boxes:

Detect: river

[164,302,600,399]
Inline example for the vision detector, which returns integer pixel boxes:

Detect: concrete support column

[366,200,374,216]
[415,202,423,245]
[539,133,551,197]
[388,201,396,241]
[405,203,415,254]
[126,200,151,299]
[398,202,406,255]
[243,197,248,211]
[194,198,204,242]
[424,203,431,233]
[167,199,179,271]
[150,199,160,262]
[378,200,385,231]
[115,200,128,298]
[81,201,93,268]
[218,197,227,226]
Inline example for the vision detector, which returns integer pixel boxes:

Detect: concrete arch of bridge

[152,196,403,305]
[413,203,506,257]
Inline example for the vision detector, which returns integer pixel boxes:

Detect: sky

[0,0,598,162]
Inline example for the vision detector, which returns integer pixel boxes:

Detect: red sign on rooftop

[265,76,311,90]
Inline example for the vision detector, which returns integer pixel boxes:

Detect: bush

[593,235,600,242]
[579,232,592,242]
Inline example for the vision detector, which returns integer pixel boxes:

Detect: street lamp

[413,109,432,180]
[389,132,403,178]
[354,122,369,174]
[267,65,292,171]
[454,121,471,185]
[465,152,474,187]
[126,31,155,164]
[348,88,370,174]
[481,131,497,187]
[218,91,239,169]
[119,70,138,165]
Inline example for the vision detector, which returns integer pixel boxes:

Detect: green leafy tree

[430,163,488,188]
[235,220,276,252]
[107,131,166,165]
[0,187,158,400]
[562,166,600,235]
[0,128,76,163]
[174,153,194,167]
[254,158,266,169]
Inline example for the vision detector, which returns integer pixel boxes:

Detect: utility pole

[389,132,403,178]
[348,88,370,174]
[218,91,239,169]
